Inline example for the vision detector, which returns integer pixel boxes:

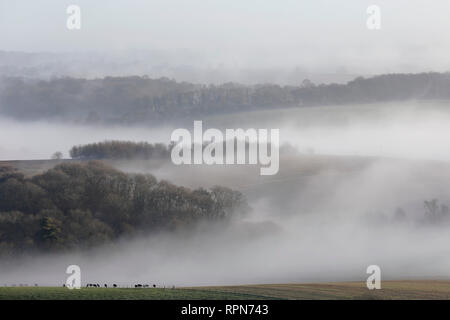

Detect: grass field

[193,281,450,300]
[0,287,270,300]
[2,281,450,300]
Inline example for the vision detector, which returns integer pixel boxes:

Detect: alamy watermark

[65,265,81,289]
[366,5,381,30]
[66,5,81,30]
[170,121,279,175]
[366,265,381,290]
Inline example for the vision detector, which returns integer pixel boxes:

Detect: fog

[2,102,450,286]
[5,217,450,287]
[2,101,450,161]
[1,1,450,82]
[0,118,174,161]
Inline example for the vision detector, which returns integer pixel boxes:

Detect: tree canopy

[0,162,247,255]
[1,72,449,124]
[70,141,172,160]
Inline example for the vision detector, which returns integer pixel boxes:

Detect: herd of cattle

[3,283,176,289]
[85,283,159,288]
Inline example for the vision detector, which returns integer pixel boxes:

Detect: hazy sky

[0,0,449,73]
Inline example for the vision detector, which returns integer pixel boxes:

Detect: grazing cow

[153,284,156,288]
[113,284,117,288]
[104,284,107,288]
[135,284,142,288]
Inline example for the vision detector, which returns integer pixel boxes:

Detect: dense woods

[70,141,172,160]
[0,162,247,255]
[1,72,450,124]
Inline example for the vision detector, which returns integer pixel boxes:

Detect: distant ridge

[0,72,449,124]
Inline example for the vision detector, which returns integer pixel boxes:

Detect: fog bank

[2,102,450,286]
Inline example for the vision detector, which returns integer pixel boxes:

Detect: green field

[2,281,450,300]
[0,287,270,300]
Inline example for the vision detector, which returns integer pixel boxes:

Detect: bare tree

[51,151,63,160]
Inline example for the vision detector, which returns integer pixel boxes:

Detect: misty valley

[3,0,450,305]
[2,81,450,288]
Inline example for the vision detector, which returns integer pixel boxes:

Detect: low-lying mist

[2,101,450,161]
[2,101,450,286]
[2,156,450,286]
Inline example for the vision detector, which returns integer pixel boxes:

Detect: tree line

[68,140,268,161]
[1,72,450,124]
[70,141,172,160]
[0,161,247,256]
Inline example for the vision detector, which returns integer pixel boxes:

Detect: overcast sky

[0,0,449,73]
